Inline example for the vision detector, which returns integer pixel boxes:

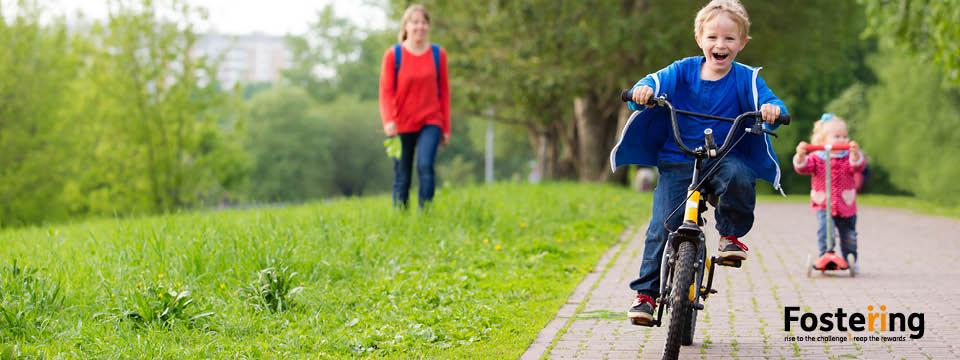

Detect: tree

[0,2,80,226]
[394,1,872,187]
[845,48,960,204]
[315,96,393,196]
[64,0,241,214]
[244,87,333,202]
[861,0,960,85]
[283,5,383,102]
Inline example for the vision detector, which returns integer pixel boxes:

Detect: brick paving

[523,202,960,359]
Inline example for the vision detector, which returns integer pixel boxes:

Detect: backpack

[393,43,441,98]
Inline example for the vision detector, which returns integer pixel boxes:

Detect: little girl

[793,113,866,268]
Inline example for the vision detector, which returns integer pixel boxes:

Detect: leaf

[383,137,401,160]
[190,312,214,321]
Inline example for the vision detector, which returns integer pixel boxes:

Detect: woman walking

[379,4,450,209]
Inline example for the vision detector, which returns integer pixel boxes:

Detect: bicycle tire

[681,244,705,346]
[663,241,696,360]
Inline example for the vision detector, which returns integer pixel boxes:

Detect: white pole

[485,107,495,183]
[824,144,834,252]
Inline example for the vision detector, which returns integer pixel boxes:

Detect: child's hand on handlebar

[849,141,860,162]
[631,85,655,108]
[759,104,781,125]
[796,141,809,157]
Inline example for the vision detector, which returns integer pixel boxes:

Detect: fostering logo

[784,305,924,340]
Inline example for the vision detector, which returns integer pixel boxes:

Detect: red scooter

[803,143,856,278]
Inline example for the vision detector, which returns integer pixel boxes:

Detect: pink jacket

[793,151,866,217]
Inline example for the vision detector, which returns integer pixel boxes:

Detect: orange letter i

[880,305,887,331]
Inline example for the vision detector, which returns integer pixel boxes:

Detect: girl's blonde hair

[398,4,430,42]
[811,114,848,145]
[694,0,751,40]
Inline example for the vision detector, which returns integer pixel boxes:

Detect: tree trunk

[606,105,633,184]
[572,92,623,181]
[555,120,577,179]
[529,125,558,180]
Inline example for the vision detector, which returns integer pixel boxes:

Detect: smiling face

[403,10,430,44]
[696,12,747,78]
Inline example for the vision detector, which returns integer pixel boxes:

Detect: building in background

[192,32,292,87]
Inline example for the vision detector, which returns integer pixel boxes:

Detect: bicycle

[619,90,790,359]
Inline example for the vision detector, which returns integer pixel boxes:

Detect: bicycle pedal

[717,259,742,268]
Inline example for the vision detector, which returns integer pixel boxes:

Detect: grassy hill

[0,183,650,358]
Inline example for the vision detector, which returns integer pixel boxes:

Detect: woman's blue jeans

[629,156,757,298]
[393,125,441,208]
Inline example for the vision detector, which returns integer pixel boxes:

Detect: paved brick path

[523,202,960,359]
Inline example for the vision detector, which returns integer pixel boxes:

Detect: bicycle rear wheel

[663,240,696,360]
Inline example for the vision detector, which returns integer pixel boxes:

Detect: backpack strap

[431,44,441,98]
[393,43,443,99]
[393,44,402,92]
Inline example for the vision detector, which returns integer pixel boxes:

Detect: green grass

[0,183,650,358]
[857,194,960,218]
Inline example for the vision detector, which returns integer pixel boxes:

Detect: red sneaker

[718,236,748,261]
[627,293,657,326]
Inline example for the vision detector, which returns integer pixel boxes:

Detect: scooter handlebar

[805,143,851,151]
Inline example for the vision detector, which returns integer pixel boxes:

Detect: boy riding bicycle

[609,0,789,326]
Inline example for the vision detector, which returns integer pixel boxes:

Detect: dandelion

[482,238,489,245]
[519,222,528,229]
[158,273,165,279]
[219,283,226,290]
[494,244,502,251]
[136,282,142,289]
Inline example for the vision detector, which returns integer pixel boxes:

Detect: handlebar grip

[805,143,851,151]
[776,114,791,125]
[620,89,658,106]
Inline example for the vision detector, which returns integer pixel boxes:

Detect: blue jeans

[629,156,757,297]
[393,125,441,208]
[816,210,857,260]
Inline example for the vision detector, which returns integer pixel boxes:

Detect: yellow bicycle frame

[684,189,702,302]
[683,190,701,223]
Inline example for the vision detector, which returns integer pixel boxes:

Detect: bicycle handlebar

[620,88,791,125]
[620,88,789,158]
[805,144,851,151]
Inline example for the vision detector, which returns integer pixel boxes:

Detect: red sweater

[378,45,450,136]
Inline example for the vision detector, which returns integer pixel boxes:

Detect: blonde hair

[811,115,848,145]
[398,4,430,42]
[694,0,751,40]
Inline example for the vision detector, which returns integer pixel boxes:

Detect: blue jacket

[609,57,789,192]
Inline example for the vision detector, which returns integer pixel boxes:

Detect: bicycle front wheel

[681,240,705,346]
[663,240,696,360]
